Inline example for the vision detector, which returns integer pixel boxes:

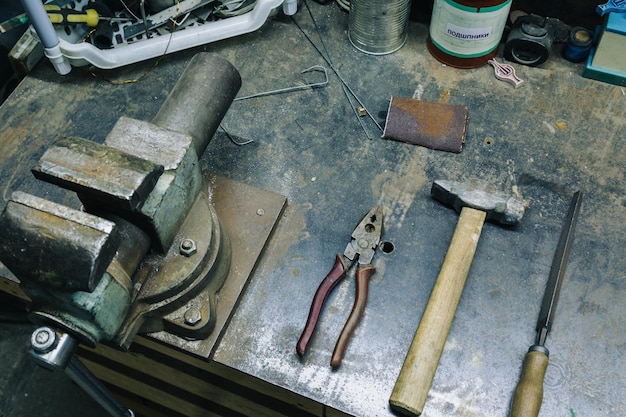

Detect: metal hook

[233,65,329,101]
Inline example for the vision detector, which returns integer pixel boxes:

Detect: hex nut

[179,238,197,256]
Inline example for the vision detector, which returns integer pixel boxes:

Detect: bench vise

[0,54,241,413]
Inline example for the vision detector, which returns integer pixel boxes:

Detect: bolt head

[31,327,57,353]
[184,308,202,326]
[179,239,197,256]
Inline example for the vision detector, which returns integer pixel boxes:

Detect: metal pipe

[66,356,134,417]
[30,327,135,417]
[19,0,71,74]
[152,53,242,158]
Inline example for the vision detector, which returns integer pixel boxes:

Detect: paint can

[349,0,412,55]
[427,0,512,68]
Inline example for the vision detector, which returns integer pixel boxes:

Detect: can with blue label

[427,0,512,68]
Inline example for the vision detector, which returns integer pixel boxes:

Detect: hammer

[389,179,526,417]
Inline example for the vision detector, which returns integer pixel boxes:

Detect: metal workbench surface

[1,2,625,417]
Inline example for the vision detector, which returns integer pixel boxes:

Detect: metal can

[427,0,512,68]
[563,27,593,63]
[349,0,412,55]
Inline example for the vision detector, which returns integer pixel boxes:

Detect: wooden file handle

[389,207,487,417]
[509,346,549,417]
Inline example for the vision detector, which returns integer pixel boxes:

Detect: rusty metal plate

[145,175,287,358]
[382,96,468,153]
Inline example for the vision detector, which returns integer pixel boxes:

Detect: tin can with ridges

[349,0,412,55]
[427,0,512,68]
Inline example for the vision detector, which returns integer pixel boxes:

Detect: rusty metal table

[1,3,625,417]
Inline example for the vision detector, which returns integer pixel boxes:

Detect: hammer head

[431,179,526,225]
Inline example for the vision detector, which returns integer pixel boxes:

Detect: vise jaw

[33,117,201,254]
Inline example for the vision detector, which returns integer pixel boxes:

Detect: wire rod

[219,124,255,146]
[234,65,329,101]
[293,2,383,132]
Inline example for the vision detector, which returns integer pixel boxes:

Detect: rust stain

[0,127,29,160]
[394,99,454,138]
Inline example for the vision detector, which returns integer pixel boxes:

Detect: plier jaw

[296,205,384,367]
[344,205,384,265]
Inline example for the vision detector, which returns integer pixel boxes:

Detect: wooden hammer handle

[389,207,487,416]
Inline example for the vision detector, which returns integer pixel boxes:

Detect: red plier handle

[330,264,375,367]
[296,254,347,357]
[296,255,376,367]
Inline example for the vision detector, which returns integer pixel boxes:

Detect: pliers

[296,205,383,367]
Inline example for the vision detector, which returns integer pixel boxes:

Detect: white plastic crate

[26,0,285,73]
